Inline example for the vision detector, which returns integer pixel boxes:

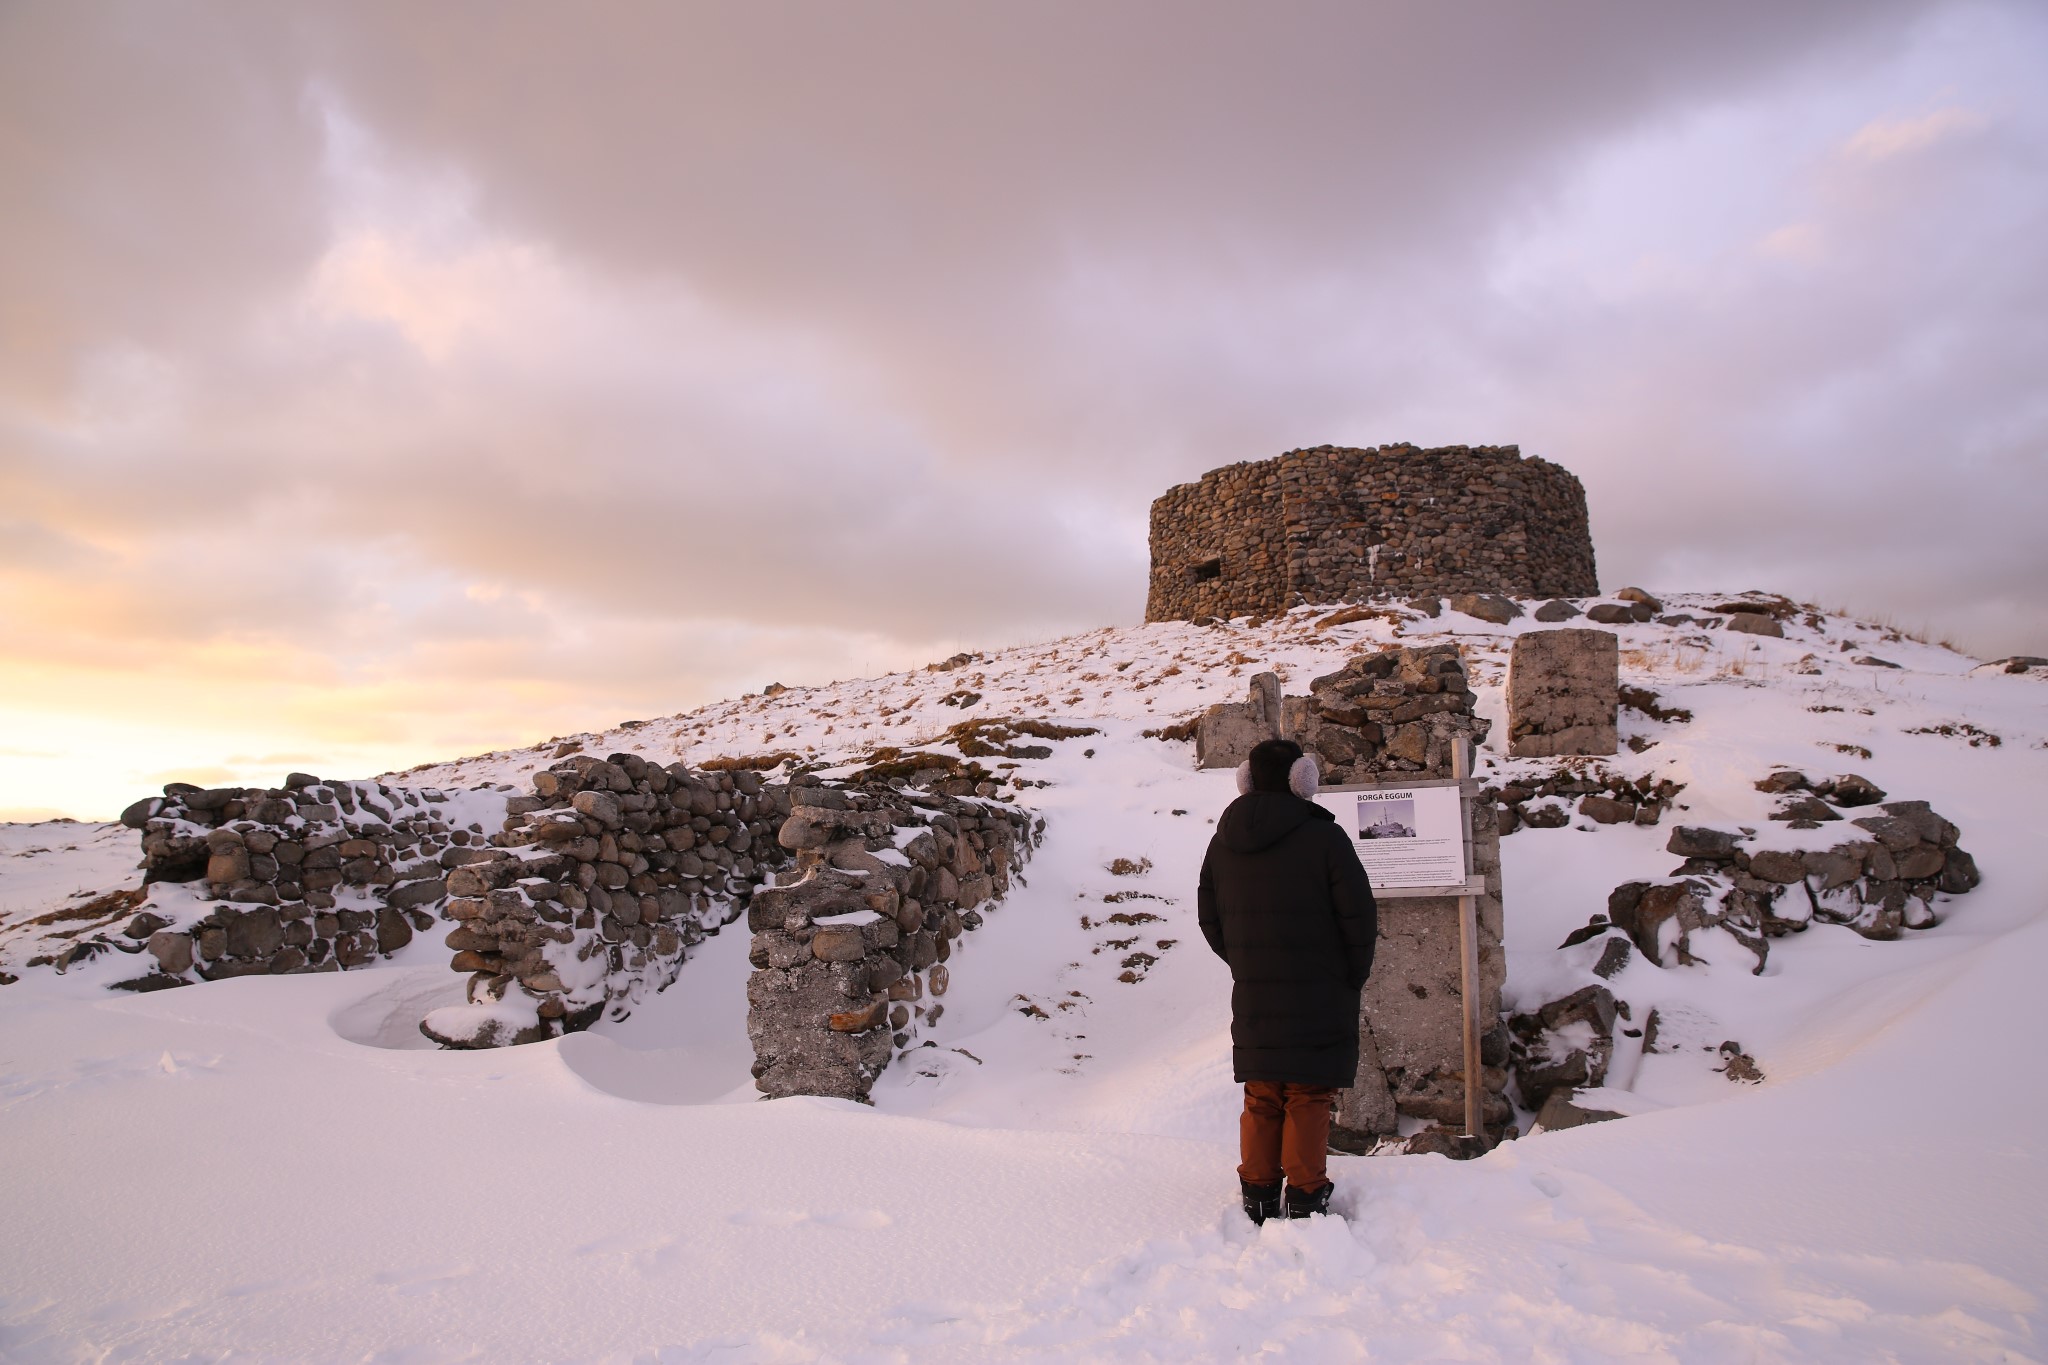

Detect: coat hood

[1217,790,1335,855]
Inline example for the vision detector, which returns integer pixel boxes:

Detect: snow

[1,596,2044,1361]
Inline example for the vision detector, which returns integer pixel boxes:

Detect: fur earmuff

[1237,756,1320,798]
[1288,755,1320,800]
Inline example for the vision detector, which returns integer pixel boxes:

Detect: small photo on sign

[1356,795,1417,840]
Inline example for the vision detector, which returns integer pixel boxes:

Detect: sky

[3,0,2045,821]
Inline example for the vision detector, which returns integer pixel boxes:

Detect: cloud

[1,0,2044,818]
[1845,105,1991,161]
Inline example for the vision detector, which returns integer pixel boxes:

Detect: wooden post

[1452,737,1484,1141]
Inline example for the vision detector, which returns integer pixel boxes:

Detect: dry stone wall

[103,741,1043,1101]
[409,749,1041,1099]
[1286,644,1492,788]
[1147,444,1597,622]
[1193,644,1492,784]
[420,753,793,1048]
[117,775,459,983]
[747,784,1038,1102]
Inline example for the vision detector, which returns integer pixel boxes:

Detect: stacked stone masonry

[1339,784,1507,1148]
[120,774,456,983]
[108,751,1039,1101]
[420,754,795,1048]
[1198,643,1492,787]
[408,750,1040,1099]
[747,784,1039,1102]
[1146,444,1597,622]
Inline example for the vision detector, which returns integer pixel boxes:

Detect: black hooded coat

[1198,791,1378,1087]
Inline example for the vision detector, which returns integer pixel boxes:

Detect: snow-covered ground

[2,595,2043,1362]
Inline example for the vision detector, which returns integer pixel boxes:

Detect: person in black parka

[1199,738,1376,1223]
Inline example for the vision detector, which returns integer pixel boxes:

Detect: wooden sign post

[1453,738,1482,1140]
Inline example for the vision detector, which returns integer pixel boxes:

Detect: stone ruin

[94,752,1037,1104]
[1146,444,1597,623]
[744,784,1034,1100]
[1196,643,1489,784]
[117,775,456,980]
[1192,643,1511,1150]
[418,755,795,1047]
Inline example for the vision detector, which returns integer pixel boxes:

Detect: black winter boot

[1283,1182,1334,1219]
[1240,1179,1283,1226]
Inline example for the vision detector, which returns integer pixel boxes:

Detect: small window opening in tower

[1189,558,1222,583]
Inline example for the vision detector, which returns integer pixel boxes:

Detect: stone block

[1506,628,1618,758]
[1193,672,1283,770]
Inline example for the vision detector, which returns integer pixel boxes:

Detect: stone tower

[1145,444,1597,621]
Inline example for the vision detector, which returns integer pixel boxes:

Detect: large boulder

[1666,826,1742,861]
[1447,594,1522,625]
[1724,613,1785,638]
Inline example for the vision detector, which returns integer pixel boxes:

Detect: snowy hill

[2,594,2044,1361]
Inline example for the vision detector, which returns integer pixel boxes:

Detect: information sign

[1315,781,1467,889]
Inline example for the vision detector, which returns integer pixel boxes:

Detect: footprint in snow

[373,1263,475,1296]
[728,1209,892,1230]
[811,1209,892,1230]
[573,1230,689,1274]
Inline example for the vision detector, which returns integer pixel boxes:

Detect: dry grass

[1813,603,1963,654]
[1315,605,1411,630]
[696,751,804,772]
[1620,641,1715,677]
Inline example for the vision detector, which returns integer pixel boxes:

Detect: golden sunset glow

[3,3,2044,819]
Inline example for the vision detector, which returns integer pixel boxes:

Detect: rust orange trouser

[1238,1081,1338,1191]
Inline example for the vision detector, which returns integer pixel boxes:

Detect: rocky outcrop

[1520,796,1983,1131]
[1509,983,1621,1113]
[1489,766,1686,835]
[1971,655,2048,677]
[1548,800,1979,981]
